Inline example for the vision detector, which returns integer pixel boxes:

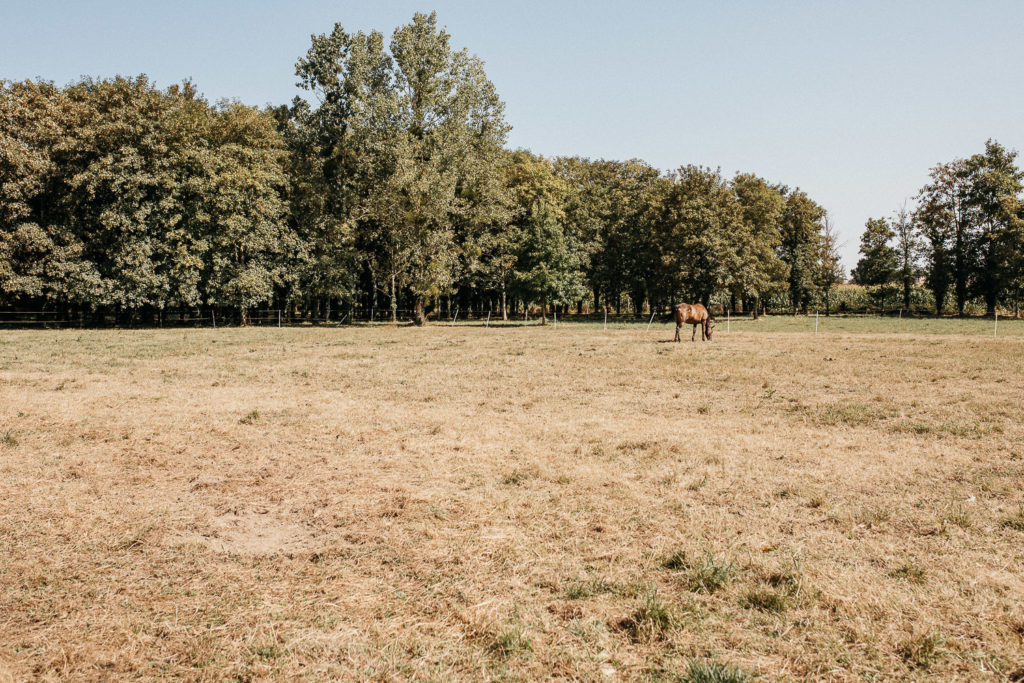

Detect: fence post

[604,308,607,330]
[646,311,656,331]
[486,311,491,328]
[212,310,216,329]
[554,309,557,327]
[278,309,281,327]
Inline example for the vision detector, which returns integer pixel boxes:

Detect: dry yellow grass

[1,322,1023,681]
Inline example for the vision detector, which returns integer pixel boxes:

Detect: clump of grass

[491,624,532,658]
[765,568,802,597]
[890,563,927,584]
[944,502,972,529]
[662,550,734,594]
[685,659,750,683]
[662,549,690,571]
[855,506,891,529]
[252,644,280,661]
[1001,506,1024,532]
[807,493,825,509]
[618,591,680,641]
[817,402,880,427]
[239,409,260,425]
[1,430,18,448]
[562,578,621,600]
[898,631,944,669]
[685,473,709,492]
[739,588,788,613]
[500,466,538,486]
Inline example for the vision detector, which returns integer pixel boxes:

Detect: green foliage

[898,631,944,669]
[0,76,293,316]
[620,590,680,641]
[852,217,897,286]
[5,16,1019,325]
[779,190,826,313]
[658,166,744,306]
[684,659,750,683]
[662,550,735,594]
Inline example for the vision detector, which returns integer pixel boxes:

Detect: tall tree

[506,151,584,322]
[967,139,1023,315]
[892,203,920,310]
[779,190,825,313]
[917,159,975,315]
[657,166,744,307]
[732,173,788,317]
[816,214,845,316]
[852,217,896,286]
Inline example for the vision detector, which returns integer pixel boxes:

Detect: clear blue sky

[3,0,1022,269]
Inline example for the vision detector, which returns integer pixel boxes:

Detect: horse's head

[706,319,715,340]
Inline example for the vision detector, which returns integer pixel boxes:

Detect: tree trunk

[501,283,508,321]
[390,272,398,323]
[413,296,426,326]
[541,301,547,325]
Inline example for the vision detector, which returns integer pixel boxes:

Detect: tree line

[3,12,1017,325]
[852,140,1024,317]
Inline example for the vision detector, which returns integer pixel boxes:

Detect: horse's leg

[701,320,707,341]
[692,324,697,341]
[674,323,680,342]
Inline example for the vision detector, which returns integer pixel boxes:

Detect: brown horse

[672,303,714,342]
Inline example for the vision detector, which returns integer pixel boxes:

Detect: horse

[671,303,714,342]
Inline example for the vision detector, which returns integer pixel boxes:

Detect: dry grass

[1,319,1023,680]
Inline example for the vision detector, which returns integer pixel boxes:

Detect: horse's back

[674,303,707,325]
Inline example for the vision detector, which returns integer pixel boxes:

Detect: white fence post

[646,311,656,331]
[486,311,491,328]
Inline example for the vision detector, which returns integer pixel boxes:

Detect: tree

[506,151,584,323]
[966,139,1023,315]
[917,159,975,315]
[658,166,743,307]
[816,215,845,316]
[779,190,825,313]
[892,203,920,310]
[358,12,511,324]
[852,217,896,286]
[513,201,585,323]
[202,101,293,323]
[732,173,788,317]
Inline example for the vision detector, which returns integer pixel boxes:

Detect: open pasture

[1,319,1023,681]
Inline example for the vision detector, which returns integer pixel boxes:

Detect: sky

[3,0,1023,269]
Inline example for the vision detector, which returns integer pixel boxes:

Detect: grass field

[1,317,1023,681]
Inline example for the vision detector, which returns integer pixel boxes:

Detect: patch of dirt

[181,509,316,555]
